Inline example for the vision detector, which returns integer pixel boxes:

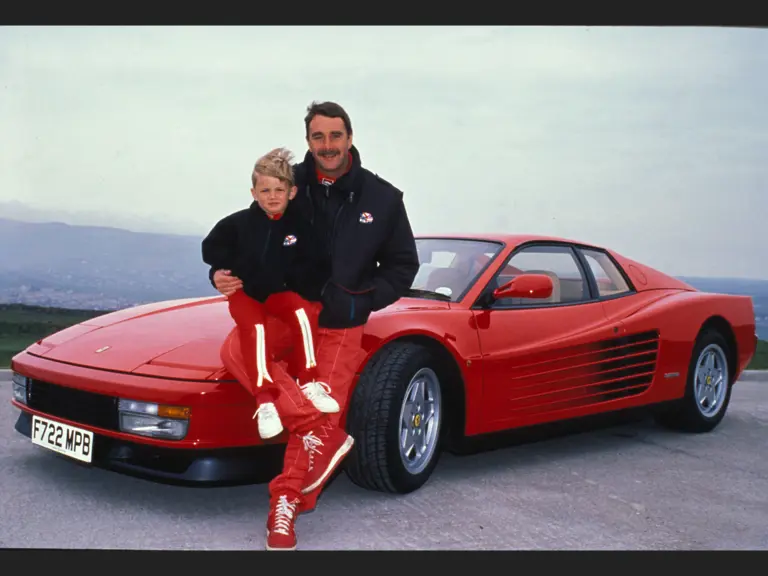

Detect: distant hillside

[0,217,766,339]
[0,200,202,236]
[0,217,216,310]
[678,276,768,297]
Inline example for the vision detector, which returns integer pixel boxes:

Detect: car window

[491,244,590,307]
[579,248,633,298]
[412,238,503,301]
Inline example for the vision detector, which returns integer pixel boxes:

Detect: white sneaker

[300,380,339,413]
[253,402,284,439]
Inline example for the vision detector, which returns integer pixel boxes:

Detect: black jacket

[201,201,324,303]
[291,145,420,328]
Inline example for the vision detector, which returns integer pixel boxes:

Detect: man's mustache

[319,150,340,158]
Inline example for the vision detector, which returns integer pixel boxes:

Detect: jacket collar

[248,201,291,221]
[296,145,363,193]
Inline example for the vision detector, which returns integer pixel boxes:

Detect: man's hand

[213,269,243,296]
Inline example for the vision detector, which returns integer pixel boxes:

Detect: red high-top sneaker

[300,423,355,495]
[266,494,300,551]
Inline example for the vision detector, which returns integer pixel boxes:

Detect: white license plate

[31,415,94,463]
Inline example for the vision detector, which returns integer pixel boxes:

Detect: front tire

[654,328,733,433]
[344,341,445,493]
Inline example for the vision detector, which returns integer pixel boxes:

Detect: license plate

[31,415,94,463]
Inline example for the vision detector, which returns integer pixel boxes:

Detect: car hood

[375,297,451,314]
[29,295,450,378]
[32,297,234,378]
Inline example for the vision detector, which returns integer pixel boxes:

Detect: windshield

[409,238,504,302]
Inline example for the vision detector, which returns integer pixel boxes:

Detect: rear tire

[344,341,445,493]
[654,329,733,433]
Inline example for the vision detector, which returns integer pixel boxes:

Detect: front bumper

[10,349,275,448]
[10,350,287,485]
[14,408,285,486]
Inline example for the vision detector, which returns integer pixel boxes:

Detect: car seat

[425,268,468,298]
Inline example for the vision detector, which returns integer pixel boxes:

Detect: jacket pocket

[322,281,375,324]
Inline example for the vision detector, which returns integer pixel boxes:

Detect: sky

[1,25,767,279]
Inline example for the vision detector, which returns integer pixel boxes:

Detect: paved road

[1,374,767,550]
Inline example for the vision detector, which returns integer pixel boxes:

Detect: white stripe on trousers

[255,323,273,387]
[294,308,317,370]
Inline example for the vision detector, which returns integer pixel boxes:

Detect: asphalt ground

[1,371,766,550]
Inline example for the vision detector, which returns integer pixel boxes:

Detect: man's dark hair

[304,101,353,137]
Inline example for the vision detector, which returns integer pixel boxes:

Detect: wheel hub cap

[694,344,728,418]
[398,367,441,475]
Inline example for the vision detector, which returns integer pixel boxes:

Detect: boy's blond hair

[251,147,295,188]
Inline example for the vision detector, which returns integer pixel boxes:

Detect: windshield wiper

[406,288,452,301]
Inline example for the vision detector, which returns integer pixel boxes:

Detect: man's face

[251,174,296,216]
[306,115,352,176]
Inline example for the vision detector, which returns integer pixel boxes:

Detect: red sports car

[9,234,758,494]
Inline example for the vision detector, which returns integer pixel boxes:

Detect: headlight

[118,399,190,440]
[11,372,28,405]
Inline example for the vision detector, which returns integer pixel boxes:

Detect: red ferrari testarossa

[10,234,757,494]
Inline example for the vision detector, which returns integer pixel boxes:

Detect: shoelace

[253,402,275,420]
[299,380,333,400]
[302,432,324,471]
[272,495,298,536]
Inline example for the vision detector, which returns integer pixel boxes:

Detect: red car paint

[10,234,757,455]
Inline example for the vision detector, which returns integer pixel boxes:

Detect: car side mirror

[492,273,553,300]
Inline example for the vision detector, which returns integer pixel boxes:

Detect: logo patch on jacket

[359,212,373,223]
[283,235,297,246]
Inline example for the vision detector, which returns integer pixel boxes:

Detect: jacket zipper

[330,203,345,255]
[306,185,315,225]
[261,227,272,265]
[323,182,346,258]
[312,181,348,300]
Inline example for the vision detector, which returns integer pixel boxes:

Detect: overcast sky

[1,26,766,279]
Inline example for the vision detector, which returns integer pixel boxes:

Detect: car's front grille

[27,379,120,432]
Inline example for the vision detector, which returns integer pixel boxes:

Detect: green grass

[0,304,109,367]
[1,303,767,371]
[751,339,768,370]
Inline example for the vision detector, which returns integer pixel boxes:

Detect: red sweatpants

[220,308,365,509]
[271,323,366,513]
[225,289,320,405]
[220,324,323,504]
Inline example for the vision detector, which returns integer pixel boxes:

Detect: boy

[201,147,338,440]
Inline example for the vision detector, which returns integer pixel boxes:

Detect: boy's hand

[213,269,243,296]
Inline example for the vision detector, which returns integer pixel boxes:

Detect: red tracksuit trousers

[220,301,365,511]
[225,288,320,405]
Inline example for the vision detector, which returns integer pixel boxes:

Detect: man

[211,101,420,549]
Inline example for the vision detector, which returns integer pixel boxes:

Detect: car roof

[414,233,606,251]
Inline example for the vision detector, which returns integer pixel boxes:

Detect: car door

[470,242,631,431]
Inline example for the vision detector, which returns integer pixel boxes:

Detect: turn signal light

[157,405,191,419]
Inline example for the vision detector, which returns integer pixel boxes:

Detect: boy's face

[251,174,297,216]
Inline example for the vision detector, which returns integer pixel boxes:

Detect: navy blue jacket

[290,145,420,328]
[202,201,323,304]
